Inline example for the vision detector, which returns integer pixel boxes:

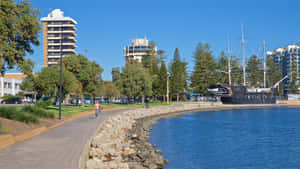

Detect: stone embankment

[84,103,287,169]
[84,102,221,169]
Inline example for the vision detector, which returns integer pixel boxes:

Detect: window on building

[15,84,19,90]
[7,83,12,89]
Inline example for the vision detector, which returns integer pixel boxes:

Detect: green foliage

[17,91,25,98]
[191,43,217,94]
[142,41,157,70]
[216,51,243,85]
[33,67,76,99]
[1,94,14,100]
[0,0,40,74]
[63,54,103,98]
[0,107,39,124]
[22,106,55,119]
[35,99,52,109]
[288,59,300,93]
[101,81,120,102]
[266,57,282,88]
[246,55,263,87]
[169,48,187,100]
[112,67,121,83]
[159,60,168,97]
[119,61,152,98]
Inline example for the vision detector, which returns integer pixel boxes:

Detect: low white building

[0,73,27,97]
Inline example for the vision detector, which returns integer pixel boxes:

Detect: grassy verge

[0,105,55,124]
[47,105,94,117]
[47,101,173,117]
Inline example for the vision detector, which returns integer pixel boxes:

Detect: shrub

[22,106,55,119]
[1,94,14,100]
[0,107,39,124]
[35,99,52,109]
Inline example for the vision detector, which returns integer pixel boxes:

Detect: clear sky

[24,0,300,80]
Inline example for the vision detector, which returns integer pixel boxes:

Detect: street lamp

[58,34,64,120]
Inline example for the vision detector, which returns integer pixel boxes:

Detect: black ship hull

[208,85,277,104]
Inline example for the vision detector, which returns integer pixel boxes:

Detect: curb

[0,107,127,151]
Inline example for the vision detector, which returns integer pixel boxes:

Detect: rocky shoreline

[84,103,289,169]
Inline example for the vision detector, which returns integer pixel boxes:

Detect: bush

[35,99,52,109]
[1,94,14,100]
[0,107,39,124]
[22,106,55,119]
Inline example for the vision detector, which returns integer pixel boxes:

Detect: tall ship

[207,25,284,104]
[208,84,277,104]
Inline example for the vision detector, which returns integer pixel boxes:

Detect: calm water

[149,107,300,169]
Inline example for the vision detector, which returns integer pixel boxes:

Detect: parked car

[94,97,101,103]
[71,98,82,104]
[84,97,92,104]
[1,97,22,104]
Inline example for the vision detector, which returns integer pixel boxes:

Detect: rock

[86,159,98,169]
[155,149,162,154]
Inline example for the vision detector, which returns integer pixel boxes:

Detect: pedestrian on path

[94,101,100,117]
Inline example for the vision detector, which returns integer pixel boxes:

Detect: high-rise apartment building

[267,43,300,93]
[41,9,77,67]
[123,38,156,62]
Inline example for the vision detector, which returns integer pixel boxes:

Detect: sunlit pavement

[0,109,127,169]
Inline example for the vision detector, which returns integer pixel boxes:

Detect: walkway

[0,109,127,169]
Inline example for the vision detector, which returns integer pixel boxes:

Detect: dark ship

[207,84,277,104]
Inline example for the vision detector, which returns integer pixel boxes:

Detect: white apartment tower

[41,9,77,67]
[124,38,157,62]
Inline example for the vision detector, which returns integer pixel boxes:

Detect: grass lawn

[46,101,174,117]
[47,105,94,117]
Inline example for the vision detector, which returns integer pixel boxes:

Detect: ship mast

[263,41,266,88]
[227,34,232,86]
[241,24,246,86]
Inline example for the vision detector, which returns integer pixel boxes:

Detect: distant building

[123,38,157,63]
[41,9,77,67]
[267,43,300,94]
[0,73,26,97]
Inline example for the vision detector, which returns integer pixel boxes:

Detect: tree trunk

[81,94,84,107]
[142,96,145,104]
[177,93,179,102]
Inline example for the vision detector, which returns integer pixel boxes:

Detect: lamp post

[58,33,63,120]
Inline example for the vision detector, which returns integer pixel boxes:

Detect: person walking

[94,101,100,117]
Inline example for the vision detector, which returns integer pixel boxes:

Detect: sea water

[149,107,300,169]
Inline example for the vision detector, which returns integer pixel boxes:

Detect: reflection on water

[150,107,300,169]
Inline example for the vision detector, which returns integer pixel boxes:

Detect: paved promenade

[0,109,126,169]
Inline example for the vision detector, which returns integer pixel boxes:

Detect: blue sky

[24,0,299,80]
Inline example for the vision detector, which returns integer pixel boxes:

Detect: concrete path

[0,109,127,169]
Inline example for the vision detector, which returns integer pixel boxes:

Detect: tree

[231,56,243,85]
[159,60,168,101]
[246,55,263,87]
[102,81,120,103]
[216,51,228,84]
[142,40,157,70]
[141,41,161,98]
[169,48,187,101]
[119,61,152,103]
[216,51,243,85]
[112,67,121,83]
[288,59,300,94]
[0,0,40,75]
[191,43,217,94]
[63,54,103,102]
[266,57,282,87]
[32,67,77,100]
